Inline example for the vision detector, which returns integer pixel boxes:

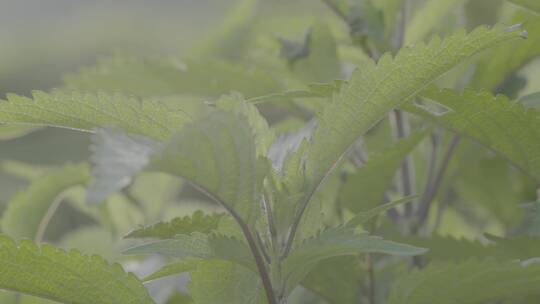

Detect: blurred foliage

[0,0,539,303]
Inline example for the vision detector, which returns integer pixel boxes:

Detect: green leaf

[507,0,540,14]
[189,0,259,60]
[0,234,154,304]
[150,110,263,223]
[143,260,197,282]
[283,227,427,289]
[301,256,364,304]
[289,24,525,229]
[408,86,540,181]
[287,23,341,83]
[340,130,428,213]
[126,211,225,239]
[470,11,540,91]
[0,124,40,140]
[124,233,254,269]
[1,163,90,239]
[345,195,418,228]
[215,93,275,156]
[406,0,468,44]
[65,56,281,99]
[519,91,540,109]
[0,90,200,141]
[395,234,540,261]
[189,260,264,304]
[387,260,540,304]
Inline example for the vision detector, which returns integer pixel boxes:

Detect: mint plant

[0,0,540,303]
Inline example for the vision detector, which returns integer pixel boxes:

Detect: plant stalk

[190,183,277,304]
[415,135,460,231]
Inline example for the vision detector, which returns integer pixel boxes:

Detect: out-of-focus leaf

[143,260,197,282]
[345,195,418,228]
[408,86,540,182]
[507,0,540,14]
[287,23,341,83]
[301,256,364,304]
[340,130,428,213]
[1,163,90,239]
[520,91,540,109]
[0,124,40,141]
[406,0,468,44]
[189,0,259,60]
[471,11,540,91]
[65,56,281,99]
[387,260,540,304]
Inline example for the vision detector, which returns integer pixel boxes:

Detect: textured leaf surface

[290,24,525,227]
[340,130,428,213]
[409,86,540,181]
[387,260,540,304]
[0,90,198,141]
[126,211,224,239]
[1,163,90,239]
[189,260,263,304]
[215,94,274,156]
[284,227,427,288]
[0,235,154,304]
[150,110,262,222]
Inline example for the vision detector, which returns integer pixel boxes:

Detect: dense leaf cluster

[0,0,539,303]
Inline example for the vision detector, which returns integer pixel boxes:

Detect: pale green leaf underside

[1,163,90,239]
[126,211,224,239]
[409,86,540,181]
[387,260,540,304]
[0,234,154,304]
[0,90,200,141]
[296,24,525,217]
[86,128,162,204]
[150,110,261,223]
